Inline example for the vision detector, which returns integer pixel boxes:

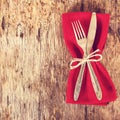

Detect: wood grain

[0,0,120,120]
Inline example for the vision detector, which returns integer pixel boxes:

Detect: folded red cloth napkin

[62,12,117,105]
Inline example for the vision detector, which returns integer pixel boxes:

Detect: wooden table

[0,0,120,119]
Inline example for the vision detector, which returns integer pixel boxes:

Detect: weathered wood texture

[0,0,120,120]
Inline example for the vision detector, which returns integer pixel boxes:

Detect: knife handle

[87,61,102,100]
[74,63,86,101]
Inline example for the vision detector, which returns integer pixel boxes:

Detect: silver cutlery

[71,12,102,101]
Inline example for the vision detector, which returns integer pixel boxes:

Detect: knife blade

[87,12,102,100]
[87,12,97,53]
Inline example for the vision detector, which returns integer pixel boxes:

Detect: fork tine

[76,21,83,39]
[72,21,82,40]
[78,20,86,38]
[72,20,86,41]
[72,22,78,40]
[73,22,81,40]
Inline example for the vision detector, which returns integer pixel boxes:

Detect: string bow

[70,49,102,69]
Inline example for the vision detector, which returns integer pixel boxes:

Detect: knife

[87,12,102,100]
[87,12,97,53]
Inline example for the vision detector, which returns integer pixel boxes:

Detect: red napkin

[62,12,117,105]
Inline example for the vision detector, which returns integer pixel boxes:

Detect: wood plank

[0,0,120,119]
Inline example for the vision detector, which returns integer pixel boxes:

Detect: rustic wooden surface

[0,0,120,120]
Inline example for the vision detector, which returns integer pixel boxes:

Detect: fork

[72,20,102,101]
[72,21,88,101]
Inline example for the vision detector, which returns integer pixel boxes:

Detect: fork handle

[74,63,86,101]
[87,61,102,100]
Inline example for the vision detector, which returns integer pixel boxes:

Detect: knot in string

[70,49,102,69]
